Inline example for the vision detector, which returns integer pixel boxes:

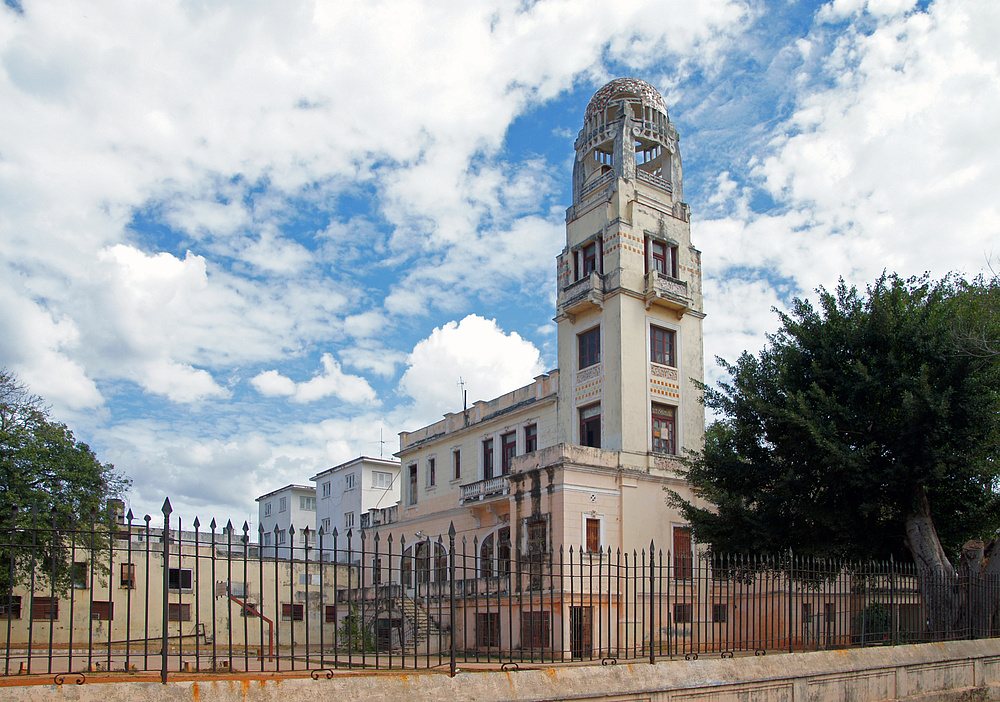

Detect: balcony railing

[460,475,509,504]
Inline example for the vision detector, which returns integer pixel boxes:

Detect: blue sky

[1,0,998,527]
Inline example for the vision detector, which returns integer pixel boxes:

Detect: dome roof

[585,78,667,122]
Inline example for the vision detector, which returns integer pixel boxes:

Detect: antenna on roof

[379,428,386,458]
[458,377,467,412]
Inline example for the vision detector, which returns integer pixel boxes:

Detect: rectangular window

[229,581,247,597]
[31,597,58,621]
[652,403,676,455]
[277,530,286,545]
[524,424,537,453]
[453,450,461,480]
[712,604,727,624]
[372,471,393,489]
[0,596,22,620]
[322,481,331,497]
[578,327,600,369]
[650,325,676,366]
[168,568,193,591]
[345,473,356,490]
[263,532,272,546]
[585,518,601,553]
[408,464,418,505]
[824,602,836,625]
[673,526,693,580]
[427,458,436,486]
[241,602,258,618]
[582,242,597,276]
[264,502,271,516]
[521,610,551,649]
[325,605,337,624]
[281,603,304,621]
[649,240,678,278]
[72,561,87,589]
[298,574,320,586]
[483,438,494,479]
[91,601,113,621]
[501,432,516,475]
[321,518,331,533]
[477,612,500,647]
[580,404,601,448]
[344,512,355,530]
[278,496,287,512]
[120,563,136,589]
[300,496,316,511]
[674,603,692,624]
[167,603,191,622]
[527,518,547,555]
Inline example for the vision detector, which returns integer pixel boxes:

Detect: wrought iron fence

[1,501,998,681]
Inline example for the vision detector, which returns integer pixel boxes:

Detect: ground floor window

[521,610,551,649]
[477,612,500,647]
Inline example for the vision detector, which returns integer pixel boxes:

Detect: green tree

[673,274,1000,636]
[0,369,130,595]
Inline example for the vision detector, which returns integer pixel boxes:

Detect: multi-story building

[378,76,709,596]
[256,484,316,559]
[311,456,401,545]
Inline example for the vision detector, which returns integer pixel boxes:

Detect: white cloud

[251,353,377,405]
[399,314,545,425]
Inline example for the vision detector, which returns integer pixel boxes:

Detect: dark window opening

[120,563,136,589]
[674,603,692,624]
[477,612,500,648]
[501,432,516,475]
[168,568,192,591]
[0,596,21,620]
[453,450,461,480]
[712,604,727,624]
[524,424,537,453]
[483,438,494,479]
[521,611,551,649]
[580,404,601,448]
[578,327,600,369]
[408,464,418,505]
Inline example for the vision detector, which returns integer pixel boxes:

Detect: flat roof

[255,484,315,501]
[310,455,400,481]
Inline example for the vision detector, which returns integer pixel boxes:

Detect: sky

[2,0,998,528]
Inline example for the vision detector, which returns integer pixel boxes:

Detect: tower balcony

[644,271,690,316]
[557,271,605,319]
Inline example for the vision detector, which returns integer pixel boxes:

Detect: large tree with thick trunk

[674,274,1000,637]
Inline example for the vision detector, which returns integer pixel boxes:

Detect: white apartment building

[311,456,401,547]
[256,484,316,559]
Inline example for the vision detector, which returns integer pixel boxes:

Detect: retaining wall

[4,639,1000,701]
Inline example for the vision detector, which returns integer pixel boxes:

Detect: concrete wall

[9,639,1000,702]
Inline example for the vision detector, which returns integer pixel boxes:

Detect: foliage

[0,369,130,595]
[337,605,376,652]
[673,274,1000,565]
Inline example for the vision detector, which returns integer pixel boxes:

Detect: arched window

[479,527,511,578]
[401,540,448,586]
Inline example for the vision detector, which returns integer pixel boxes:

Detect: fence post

[787,550,793,654]
[161,498,172,684]
[448,523,456,677]
[649,540,655,664]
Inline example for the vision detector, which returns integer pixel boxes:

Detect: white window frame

[263,502,271,517]
[344,511,355,530]
[322,481,331,498]
[344,473,356,491]
[278,496,287,512]
[372,471,393,489]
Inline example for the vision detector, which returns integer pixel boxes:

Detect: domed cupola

[573,78,681,208]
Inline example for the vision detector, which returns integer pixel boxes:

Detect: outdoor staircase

[397,596,444,655]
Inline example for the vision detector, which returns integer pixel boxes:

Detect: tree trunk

[904,488,958,640]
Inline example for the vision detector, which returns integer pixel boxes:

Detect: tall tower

[555,78,705,470]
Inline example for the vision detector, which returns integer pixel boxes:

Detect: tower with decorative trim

[556,77,705,470]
